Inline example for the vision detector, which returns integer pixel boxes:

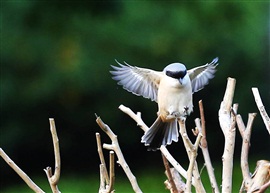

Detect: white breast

[157,75,193,119]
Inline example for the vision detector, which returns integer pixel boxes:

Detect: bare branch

[96,115,143,193]
[237,113,257,191]
[249,160,270,193]
[236,114,246,138]
[185,132,203,193]
[256,180,270,193]
[99,164,107,193]
[160,146,190,181]
[178,119,205,193]
[162,153,178,193]
[195,117,219,193]
[119,105,148,132]
[171,168,186,193]
[0,148,45,193]
[96,133,110,185]
[218,77,237,193]
[119,104,190,182]
[195,100,220,193]
[252,87,270,135]
[223,77,236,112]
[108,151,115,193]
[44,118,61,193]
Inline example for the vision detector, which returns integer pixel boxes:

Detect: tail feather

[141,116,179,151]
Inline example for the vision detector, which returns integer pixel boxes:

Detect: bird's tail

[141,116,179,151]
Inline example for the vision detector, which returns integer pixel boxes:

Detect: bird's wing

[110,61,163,102]
[187,57,219,93]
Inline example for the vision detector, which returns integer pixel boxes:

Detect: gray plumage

[110,58,219,150]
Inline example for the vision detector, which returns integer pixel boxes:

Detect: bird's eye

[166,70,187,79]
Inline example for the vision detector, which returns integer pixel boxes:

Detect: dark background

[1,1,269,191]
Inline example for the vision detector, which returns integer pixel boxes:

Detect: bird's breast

[157,77,193,120]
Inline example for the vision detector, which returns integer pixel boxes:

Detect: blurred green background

[1,1,269,192]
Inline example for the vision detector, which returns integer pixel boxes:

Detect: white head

[163,63,188,85]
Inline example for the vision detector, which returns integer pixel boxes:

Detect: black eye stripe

[166,70,187,79]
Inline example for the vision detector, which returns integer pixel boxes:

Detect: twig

[185,132,203,193]
[164,168,185,193]
[237,113,270,193]
[249,160,270,193]
[162,153,178,193]
[236,113,256,191]
[218,77,237,193]
[119,104,190,182]
[256,180,270,193]
[195,100,220,193]
[108,151,115,193]
[96,115,143,193]
[0,148,45,193]
[252,87,270,135]
[160,146,190,182]
[44,118,61,193]
[99,164,107,193]
[96,133,110,185]
[119,105,148,132]
[120,104,208,191]
[178,119,205,193]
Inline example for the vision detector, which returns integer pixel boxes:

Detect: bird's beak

[179,78,183,85]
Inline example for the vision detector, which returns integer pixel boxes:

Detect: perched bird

[110,58,219,151]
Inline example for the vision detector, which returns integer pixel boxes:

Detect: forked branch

[193,100,220,193]
[96,115,143,193]
[218,77,237,193]
[119,104,190,182]
[44,118,61,193]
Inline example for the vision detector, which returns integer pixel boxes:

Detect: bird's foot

[183,106,190,116]
[166,111,180,120]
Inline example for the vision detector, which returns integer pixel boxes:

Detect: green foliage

[1,1,269,191]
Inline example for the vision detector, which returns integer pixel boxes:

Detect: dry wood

[178,119,205,193]
[119,104,191,182]
[165,168,186,193]
[0,148,45,193]
[194,100,220,193]
[44,118,61,193]
[218,77,237,193]
[96,133,110,185]
[96,115,142,193]
[108,151,115,193]
[162,153,178,193]
[252,87,270,134]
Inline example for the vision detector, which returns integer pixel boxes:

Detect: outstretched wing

[110,61,162,102]
[188,57,219,93]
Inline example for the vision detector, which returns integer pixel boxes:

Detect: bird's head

[164,63,187,85]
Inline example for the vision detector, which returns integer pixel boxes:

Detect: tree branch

[96,115,142,193]
[162,153,178,193]
[252,87,270,135]
[249,160,270,193]
[96,133,110,185]
[178,119,205,193]
[0,148,45,193]
[236,113,257,191]
[119,104,190,182]
[218,77,237,193]
[108,151,115,193]
[194,100,220,193]
[44,118,61,193]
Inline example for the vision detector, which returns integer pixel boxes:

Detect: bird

[110,57,219,151]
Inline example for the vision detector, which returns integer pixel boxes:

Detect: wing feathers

[188,57,219,93]
[110,61,162,101]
